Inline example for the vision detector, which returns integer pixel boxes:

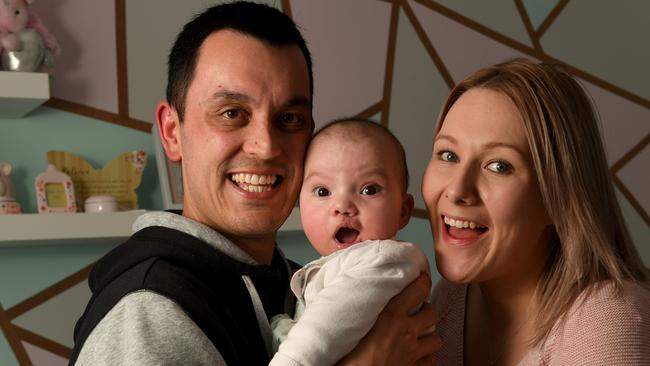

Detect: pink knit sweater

[431,279,650,365]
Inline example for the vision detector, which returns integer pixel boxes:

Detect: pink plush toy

[0,0,59,71]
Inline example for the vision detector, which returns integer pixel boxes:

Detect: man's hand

[338,274,441,365]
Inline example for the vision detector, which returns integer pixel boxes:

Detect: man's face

[158,30,312,261]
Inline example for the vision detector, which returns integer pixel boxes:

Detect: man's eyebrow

[208,90,252,103]
[284,96,312,109]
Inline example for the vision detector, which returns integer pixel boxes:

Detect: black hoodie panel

[69,226,296,366]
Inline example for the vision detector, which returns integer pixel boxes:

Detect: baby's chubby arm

[269,240,430,366]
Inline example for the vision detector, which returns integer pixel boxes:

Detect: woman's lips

[441,217,488,246]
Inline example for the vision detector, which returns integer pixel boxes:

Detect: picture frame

[35,164,77,213]
[152,124,184,210]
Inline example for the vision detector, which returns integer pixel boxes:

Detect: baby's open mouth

[335,227,360,245]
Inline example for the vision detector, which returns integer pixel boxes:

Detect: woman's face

[422,88,552,284]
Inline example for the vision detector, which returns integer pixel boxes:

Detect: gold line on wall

[0,306,32,366]
[611,134,650,174]
[6,264,93,320]
[411,0,650,110]
[514,0,544,53]
[381,2,401,128]
[356,101,384,119]
[282,0,293,18]
[14,325,71,360]
[535,0,569,38]
[542,54,650,110]
[116,0,130,118]
[613,174,650,227]
[402,1,455,89]
[46,98,152,133]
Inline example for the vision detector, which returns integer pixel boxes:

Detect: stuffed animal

[0,162,22,214]
[0,162,16,198]
[0,0,59,72]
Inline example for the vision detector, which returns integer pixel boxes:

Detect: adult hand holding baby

[339,274,441,366]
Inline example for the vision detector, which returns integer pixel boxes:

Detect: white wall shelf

[0,210,145,247]
[0,71,50,118]
[0,208,301,247]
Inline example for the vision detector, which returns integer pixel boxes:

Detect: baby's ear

[399,193,414,229]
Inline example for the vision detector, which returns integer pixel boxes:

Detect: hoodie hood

[89,211,285,294]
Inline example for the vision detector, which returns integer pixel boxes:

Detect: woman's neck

[465,272,542,366]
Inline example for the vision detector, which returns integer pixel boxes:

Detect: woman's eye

[486,161,513,174]
[361,185,379,196]
[313,186,330,197]
[439,151,458,162]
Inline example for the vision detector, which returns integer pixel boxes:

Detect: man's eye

[313,186,330,197]
[439,151,458,162]
[223,109,241,119]
[361,185,379,196]
[486,161,513,174]
[278,112,306,130]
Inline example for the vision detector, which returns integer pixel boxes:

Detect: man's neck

[227,234,277,265]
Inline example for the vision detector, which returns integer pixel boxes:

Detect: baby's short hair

[309,117,410,191]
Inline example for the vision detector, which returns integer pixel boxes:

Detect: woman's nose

[444,166,478,205]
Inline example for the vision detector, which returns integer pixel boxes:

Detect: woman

[424,58,650,365]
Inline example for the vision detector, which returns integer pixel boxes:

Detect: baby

[270,118,430,366]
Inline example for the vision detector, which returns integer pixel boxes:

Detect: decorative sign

[35,164,77,213]
[47,150,147,211]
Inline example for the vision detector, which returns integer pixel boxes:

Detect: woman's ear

[156,102,182,162]
[399,193,415,230]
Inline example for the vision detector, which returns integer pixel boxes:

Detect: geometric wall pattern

[2,1,648,364]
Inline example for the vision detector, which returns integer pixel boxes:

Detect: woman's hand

[338,274,442,365]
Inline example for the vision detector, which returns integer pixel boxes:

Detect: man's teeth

[443,216,485,230]
[231,173,277,192]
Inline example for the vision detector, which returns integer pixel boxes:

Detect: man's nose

[242,121,281,159]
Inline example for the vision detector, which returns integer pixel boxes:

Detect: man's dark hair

[312,117,410,191]
[166,1,313,121]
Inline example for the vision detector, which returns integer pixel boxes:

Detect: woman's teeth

[231,173,278,192]
[443,216,485,230]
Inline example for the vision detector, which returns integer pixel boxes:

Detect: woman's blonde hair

[436,58,648,345]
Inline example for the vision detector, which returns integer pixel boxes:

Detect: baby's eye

[439,151,458,162]
[486,161,513,174]
[313,186,330,197]
[360,185,380,196]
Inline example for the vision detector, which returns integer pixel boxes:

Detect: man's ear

[156,102,182,162]
[398,193,414,230]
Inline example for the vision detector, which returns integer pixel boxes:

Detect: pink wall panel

[23,342,68,366]
[290,0,391,126]
[618,147,650,217]
[579,80,650,166]
[410,0,527,83]
[31,0,119,113]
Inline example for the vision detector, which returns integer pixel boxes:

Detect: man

[70,2,437,365]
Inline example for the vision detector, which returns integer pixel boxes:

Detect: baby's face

[299,131,412,256]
